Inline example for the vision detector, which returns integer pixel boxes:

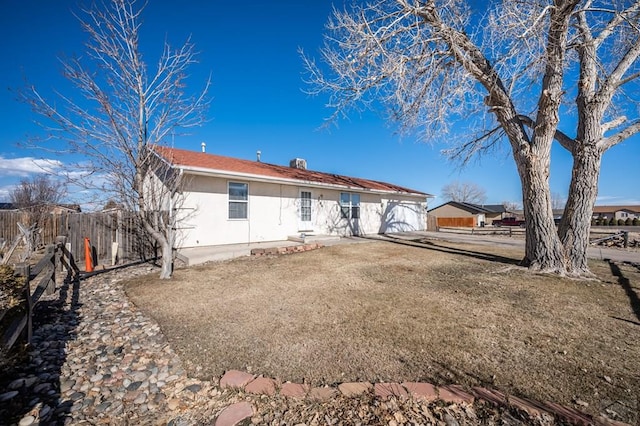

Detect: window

[300,191,311,222]
[340,192,360,219]
[228,182,248,219]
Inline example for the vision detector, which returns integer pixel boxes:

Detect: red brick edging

[214,370,629,426]
[251,243,324,256]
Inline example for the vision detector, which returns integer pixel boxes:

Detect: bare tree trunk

[141,219,173,279]
[559,144,602,275]
[160,239,173,279]
[518,155,566,273]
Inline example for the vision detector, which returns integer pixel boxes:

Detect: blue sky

[0,0,638,209]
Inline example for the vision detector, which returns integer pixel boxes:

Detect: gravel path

[0,266,236,425]
[0,264,560,425]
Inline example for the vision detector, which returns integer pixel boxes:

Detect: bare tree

[551,192,566,210]
[441,181,487,204]
[21,0,210,278]
[502,201,521,213]
[302,0,640,276]
[10,175,65,250]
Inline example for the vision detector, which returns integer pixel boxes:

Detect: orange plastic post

[84,237,94,272]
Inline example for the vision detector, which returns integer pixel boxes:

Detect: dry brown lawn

[125,239,640,423]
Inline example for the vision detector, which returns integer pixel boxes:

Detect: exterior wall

[177,174,426,248]
[379,197,427,233]
[485,213,502,223]
[615,210,639,220]
[592,210,640,220]
[429,204,475,218]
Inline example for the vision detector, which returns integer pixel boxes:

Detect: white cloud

[0,156,63,176]
[0,185,15,202]
[596,195,640,205]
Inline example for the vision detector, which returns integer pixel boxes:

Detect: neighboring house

[427,201,507,227]
[50,204,82,214]
[512,209,564,224]
[592,205,640,221]
[152,146,433,247]
[0,203,81,214]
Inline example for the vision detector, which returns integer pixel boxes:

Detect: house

[511,209,564,224]
[427,201,507,227]
[151,146,433,247]
[50,204,82,214]
[592,205,640,221]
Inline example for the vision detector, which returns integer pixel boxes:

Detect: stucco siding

[178,174,426,247]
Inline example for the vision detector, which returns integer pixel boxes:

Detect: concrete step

[287,234,341,244]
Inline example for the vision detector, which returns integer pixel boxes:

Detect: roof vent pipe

[257,150,261,162]
[201,142,206,153]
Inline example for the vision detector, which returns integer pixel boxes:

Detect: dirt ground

[125,239,640,424]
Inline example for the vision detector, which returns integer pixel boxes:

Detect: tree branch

[518,114,576,152]
[598,120,640,150]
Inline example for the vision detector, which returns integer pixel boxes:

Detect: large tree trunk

[141,219,173,280]
[517,155,567,273]
[159,239,173,279]
[558,143,602,276]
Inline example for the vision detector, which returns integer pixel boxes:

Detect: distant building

[49,204,82,214]
[592,205,640,221]
[0,203,81,214]
[427,201,507,227]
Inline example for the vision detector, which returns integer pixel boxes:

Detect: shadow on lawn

[607,260,640,324]
[376,235,522,266]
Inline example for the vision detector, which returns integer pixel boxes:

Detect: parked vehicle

[492,217,526,227]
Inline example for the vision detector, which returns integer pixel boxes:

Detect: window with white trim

[340,192,360,219]
[228,182,248,219]
[300,191,312,222]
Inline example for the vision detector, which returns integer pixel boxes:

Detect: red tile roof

[153,146,429,196]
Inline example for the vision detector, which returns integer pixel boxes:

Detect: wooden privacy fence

[0,237,78,355]
[436,217,476,228]
[0,211,156,269]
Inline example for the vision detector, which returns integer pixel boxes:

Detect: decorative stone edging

[251,243,324,256]
[213,370,630,426]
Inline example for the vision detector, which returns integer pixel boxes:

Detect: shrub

[591,218,598,226]
[633,218,639,226]
[608,218,616,226]
[618,219,625,226]
[625,218,632,226]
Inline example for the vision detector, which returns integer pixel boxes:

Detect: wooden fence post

[44,244,56,296]
[15,263,32,345]
[53,236,66,293]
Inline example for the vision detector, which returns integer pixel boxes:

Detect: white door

[299,190,313,231]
